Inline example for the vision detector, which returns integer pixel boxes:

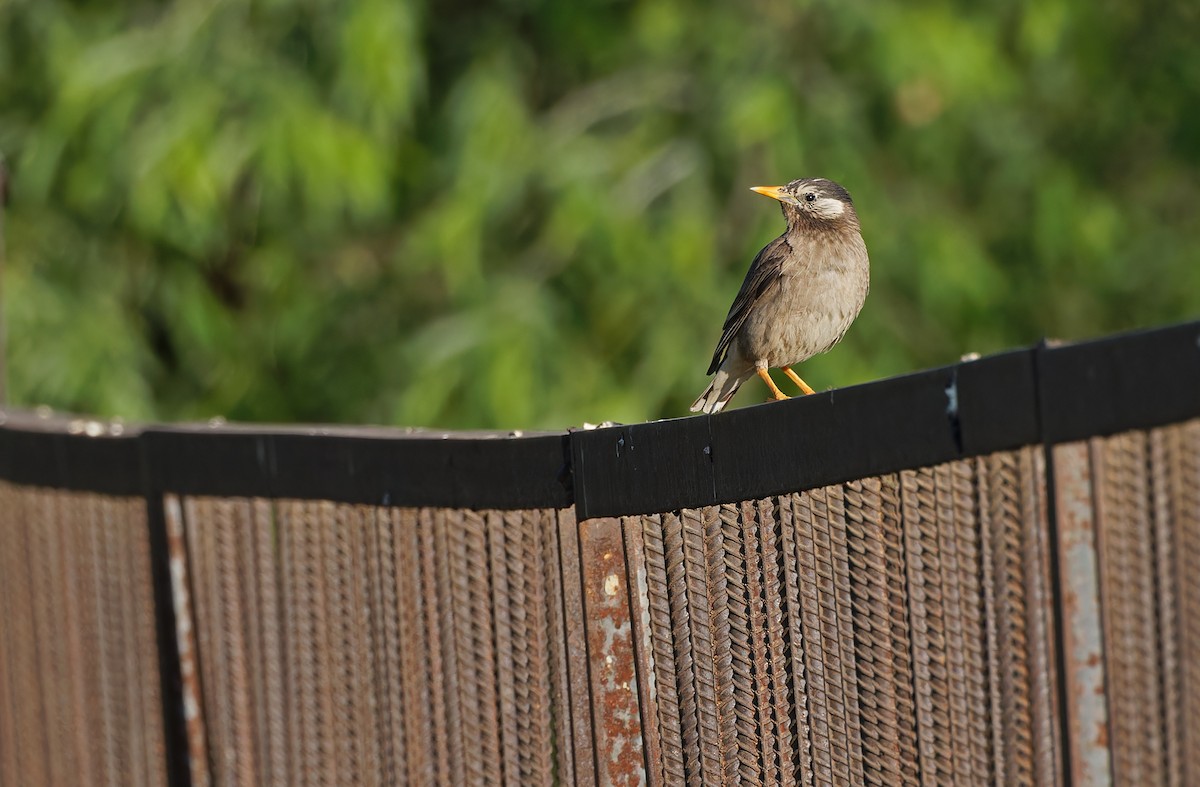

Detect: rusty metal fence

[1,320,1199,786]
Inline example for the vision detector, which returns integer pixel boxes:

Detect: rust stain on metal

[163,494,211,787]
[579,516,646,786]
[1050,443,1112,787]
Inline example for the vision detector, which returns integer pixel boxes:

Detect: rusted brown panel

[427,506,463,782]
[279,499,307,787]
[821,486,867,784]
[741,499,772,776]
[525,509,564,787]
[682,505,738,784]
[1166,420,1200,785]
[1018,447,1053,786]
[105,494,169,787]
[0,485,18,787]
[34,494,73,786]
[652,506,700,782]
[0,484,165,787]
[165,495,212,787]
[755,497,796,786]
[1050,442,1113,786]
[820,482,868,782]
[182,498,216,784]
[579,516,646,786]
[30,492,76,787]
[84,491,120,787]
[363,507,399,784]
[335,505,384,786]
[976,447,1060,787]
[532,509,563,786]
[266,498,311,787]
[31,429,1200,787]
[558,506,597,787]
[422,506,485,784]
[2,482,580,782]
[73,495,111,782]
[487,510,521,786]
[493,510,556,787]
[182,499,218,782]
[0,483,50,786]
[451,508,504,784]
[1023,446,1064,786]
[1092,432,1165,786]
[176,497,578,787]
[792,486,867,786]
[622,514,668,787]
[630,499,815,787]
[739,500,774,785]
[118,495,170,787]
[183,497,241,786]
[899,467,953,785]
[936,461,991,783]
[1150,427,1184,787]
[544,509,579,787]
[279,499,328,787]
[248,499,287,786]
[844,477,905,786]
[791,489,838,786]
[777,494,818,787]
[728,497,793,785]
[1139,419,1200,787]
[391,507,436,785]
[954,461,992,782]
[720,501,764,785]
[228,500,267,786]
[875,474,921,787]
[973,458,1005,785]
[932,464,975,785]
[520,510,559,785]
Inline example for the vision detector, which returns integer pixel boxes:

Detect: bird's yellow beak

[750,185,789,203]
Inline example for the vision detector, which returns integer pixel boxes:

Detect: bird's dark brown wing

[707,235,789,375]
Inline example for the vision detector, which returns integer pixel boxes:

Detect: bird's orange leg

[756,367,789,401]
[782,366,816,395]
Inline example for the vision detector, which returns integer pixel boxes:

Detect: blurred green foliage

[1,0,1198,429]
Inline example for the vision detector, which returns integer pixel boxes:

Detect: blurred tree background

[1,0,1197,430]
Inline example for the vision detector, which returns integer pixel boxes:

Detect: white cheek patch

[814,197,846,218]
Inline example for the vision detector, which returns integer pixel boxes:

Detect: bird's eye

[804,192,817,202]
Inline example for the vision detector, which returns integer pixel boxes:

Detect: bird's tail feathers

[689,368,750,414]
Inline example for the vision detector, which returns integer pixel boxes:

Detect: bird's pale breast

[735,235,869,368]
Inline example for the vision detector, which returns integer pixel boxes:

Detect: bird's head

[750,178,857,229]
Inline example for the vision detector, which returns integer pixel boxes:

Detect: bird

[690,177,869,414]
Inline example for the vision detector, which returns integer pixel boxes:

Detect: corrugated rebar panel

[5,423,1188,786]
[624,448,1057,786]
[978,448,1060,786]
[1162,420,1200,787]
[1086,421,1200,787]
[0,482,166,787]
[176,497,581,786]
